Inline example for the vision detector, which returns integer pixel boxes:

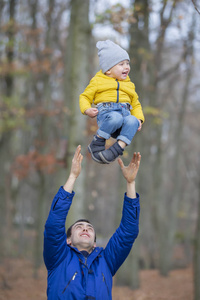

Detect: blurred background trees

[0,0,200,298]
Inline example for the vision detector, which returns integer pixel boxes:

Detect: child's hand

[85,108,98,118]
[137,119,142,131]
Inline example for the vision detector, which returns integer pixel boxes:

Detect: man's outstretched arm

[44,145,83,270]
[104,152,141,276]
[118,152,141,198]
[63,145,83,193]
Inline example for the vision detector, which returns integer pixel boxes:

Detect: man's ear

[67,237,71,245]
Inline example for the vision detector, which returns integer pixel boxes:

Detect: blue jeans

[96,102,140,145]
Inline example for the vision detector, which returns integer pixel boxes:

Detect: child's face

[106,60,130,80]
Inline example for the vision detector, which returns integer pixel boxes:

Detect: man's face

[67,221,96,253]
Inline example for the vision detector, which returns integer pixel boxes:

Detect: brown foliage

[96,4,137,34]
[13,150,57,179]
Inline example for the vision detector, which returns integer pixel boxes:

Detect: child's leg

[97,110,124,140]
[117,140,126,149]
[99,115,140,164]
[88,105,124,163]
[117,115,140,145]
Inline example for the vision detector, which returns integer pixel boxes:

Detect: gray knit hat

[96,40,130,73]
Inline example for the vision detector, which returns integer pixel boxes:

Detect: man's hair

[67,219,96,242]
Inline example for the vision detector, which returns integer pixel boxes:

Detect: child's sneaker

[88,135,106,164]
[99,142,124,164]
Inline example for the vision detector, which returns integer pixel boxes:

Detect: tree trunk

[28,0,58,275]
[33,172,46,278]
[160,23,194,275]
[0,0,16,261]
[63,0,91,226]
[118,0,151,286]
[115,239,140,289]
[194,159,200,300]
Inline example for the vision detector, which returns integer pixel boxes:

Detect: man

[43,145,141,300]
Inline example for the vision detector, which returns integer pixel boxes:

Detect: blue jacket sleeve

[43,186,75,271]
[104,193,140,276]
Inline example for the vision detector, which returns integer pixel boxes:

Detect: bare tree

[62,0,91,226]
[194,158,200,300]
[0,0,17,261]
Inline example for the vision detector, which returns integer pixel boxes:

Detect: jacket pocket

[102,272,109,296]
[62,271,78,294]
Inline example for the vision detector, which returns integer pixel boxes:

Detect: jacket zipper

[62,271,78,294]
[116,80,119,103]
[102,272,109,295]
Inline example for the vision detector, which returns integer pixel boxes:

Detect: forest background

[0,0,200,299]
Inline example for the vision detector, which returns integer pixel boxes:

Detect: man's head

[67,219,96,253]
[96,39,130,73]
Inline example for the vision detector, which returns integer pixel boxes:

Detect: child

[79,40,144,164]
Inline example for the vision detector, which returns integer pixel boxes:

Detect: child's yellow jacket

[79,70,145,122]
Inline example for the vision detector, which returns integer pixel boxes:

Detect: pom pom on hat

[96,40,130,73]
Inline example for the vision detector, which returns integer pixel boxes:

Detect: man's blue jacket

[43,186,140,300]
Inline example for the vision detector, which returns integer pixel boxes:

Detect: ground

[0,259,193,300]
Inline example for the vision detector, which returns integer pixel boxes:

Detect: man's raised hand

[118,152,141,183]
[70,145,83,179]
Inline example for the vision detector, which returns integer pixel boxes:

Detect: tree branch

[158,47,187,82]
[191,0,200,15]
